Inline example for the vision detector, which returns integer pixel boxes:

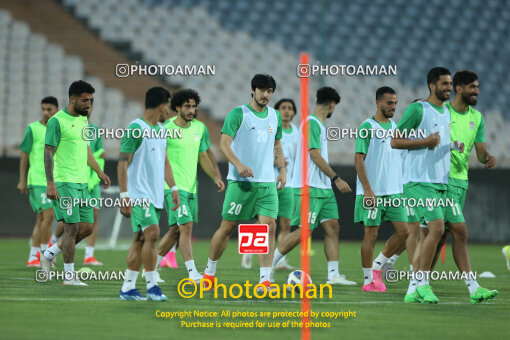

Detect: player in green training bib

[354,87,408,293]
[271,87,356,286]
[118,87,180,301]
[434,70,498,303]
[39,81,111,286]
[83,105,105,266]
[203,74,286,291]
[18,96,58,267]
[154,89,225,284]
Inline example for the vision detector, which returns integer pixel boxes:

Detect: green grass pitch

[1,239,509,339]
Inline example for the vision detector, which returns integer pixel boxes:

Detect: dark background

[2,157,509,243]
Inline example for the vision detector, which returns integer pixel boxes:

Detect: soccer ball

[285,270,312,293]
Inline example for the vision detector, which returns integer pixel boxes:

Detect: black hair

[68,80,95,97]
[274,98,297,115]
[427,67,451,88]
[41,96,58,108]
[453,70,478,93]
[316,86,340,105]
[171,89,201,112]
[376,86,396,100]
[145,87,171,109]
[251,74,276,92]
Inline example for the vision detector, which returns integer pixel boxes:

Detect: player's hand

[46,182,59,200]
[363,188,376,208]
[236,164,254,178]
[17,180,28,194]
[486,154,496,169]
[424,132,440,148]
[171,190,180,211]
[452,141,465,153]
[215,178,225,192]
[120,197,132,218]
[99,172,111,189]
[276,170,286,191]
[334,177,352,193]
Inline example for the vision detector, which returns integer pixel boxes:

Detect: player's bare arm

[310,148,351,193]
[198,151,225,192]
[354,153,375,205]
[219,133,253,178]
[118,152,133,217]
[164,154,180,211]
[87,145,111,188]
[44,144,58,200]
[206,148,222,180]
[17,151,29,194]
[391,131,440,149]
[475,142,496,169]
[274,139,286,190]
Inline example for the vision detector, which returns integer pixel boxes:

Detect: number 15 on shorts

[238,224,269,254]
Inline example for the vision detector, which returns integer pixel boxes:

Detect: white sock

[363,268,373,285]
[272,248,284,268]
[145,270,157,289]
[327,261,339,280]
[64,263,74,280]
[29,246,40,260]
[388,254,399,265]
[85,246,94,259]
[259,267,271,283]
[40,243,49,252]
[464,272,480,295]
[170,244,177,252]
[121,269,139,292]
[205,258,217,276]
[44,244,62,260]
[417,270,430,287]
[407,277,418,295]
[185,260,200,278]
[277,255,287,265]
[50,233,58,244]
[372,252,389,270]
[410,264,413,272]
[156,255,164,268]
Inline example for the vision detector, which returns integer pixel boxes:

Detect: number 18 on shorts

[238,224,269,254]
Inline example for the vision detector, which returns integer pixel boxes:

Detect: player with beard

[203,74,286,292]
[354,87,409,292]
[271,87,356,286]
[157,100,225,270]
[40,81,111,286]
[392,68,464,303]
[153,89,224,284]
[434,70,498,303]
[18,97,58,267]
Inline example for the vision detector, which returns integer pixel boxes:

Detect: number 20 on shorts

[238,224,269,254]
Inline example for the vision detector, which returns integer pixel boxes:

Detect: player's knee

[363,230,378,243]
[144,228,159,244]
[219,220,236,236]
[326,221,340,235]
[396,227,409,240]
[452,224,469,241]
[82,223,94,237]
[43,209,54,220]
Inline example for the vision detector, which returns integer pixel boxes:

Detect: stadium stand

[1,0,508,166]
[58,0,510,166]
